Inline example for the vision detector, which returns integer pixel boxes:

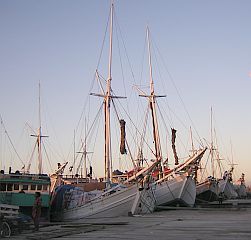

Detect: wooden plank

[0,203,19,216]
[0,204,19,210]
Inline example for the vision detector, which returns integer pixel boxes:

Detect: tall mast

[146,27,164,174]
[104,3,114,182]
[83,145,87,178]
[90,2,126,182]
[147,28,154,96]
[229,139,237,173]
[84,122,87,178]
[190,126,195,154]
[82,120,93,178]
[38,81,42,174]
[76,139,93,179]
[31,82,48,174]
[73,129,76,174]
[210,107,214,178]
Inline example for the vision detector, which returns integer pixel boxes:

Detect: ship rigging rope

[213,128,224,177]
[76,143,84,176]
[156,102,187,154]
[71,9,114,171]
[74,72,99,143]
[42,98,67,162]
[114,93,156,158]
[114,11,136,94]
[139,31,147,88]
[42,142,53,173]
[66,102,103,170]
[27,142,37,171]
[73,9,109,140]
[139,106,150,157]
[0,114,25,166]
[114,18,127,100]
[151,37,204,146]
[96,8,110,72]
[114,10,151,158]
[114,10,137,86]
[114,10,145,152]
[74,102,104,167]
[111,98,135,169]
[210,114,239,178]
[112,94,152,168]
[75,103,103,178]
[202,124,230,180]
[199,153,211,182]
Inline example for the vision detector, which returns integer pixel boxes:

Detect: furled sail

[120,119,127,154]
[171,128,179,165]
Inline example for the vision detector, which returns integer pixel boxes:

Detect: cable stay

[0,114,25,167]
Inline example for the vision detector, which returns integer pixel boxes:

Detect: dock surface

[11,207,251,240]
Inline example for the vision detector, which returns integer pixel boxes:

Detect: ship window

[37,185,42,190]
[14,184,19,190]
[0,183,6,191]
[31,185,36,190]
[7,184,13,191]
[22,185,28,190]
[43,185,48,191]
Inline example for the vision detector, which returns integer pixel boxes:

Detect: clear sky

[0,0,250,184]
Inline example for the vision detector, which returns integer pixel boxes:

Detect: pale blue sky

[0,1,250,183]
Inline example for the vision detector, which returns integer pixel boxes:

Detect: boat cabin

[0,171,51,215]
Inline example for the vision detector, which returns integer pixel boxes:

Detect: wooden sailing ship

[218,167,238,199]
[50,3,158,221]
[196,108,219,203]
[136,27,207,208]
[234,173,247,198]
[0,85,51,218]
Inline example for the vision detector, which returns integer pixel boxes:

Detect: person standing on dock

[218,192,223,205]
[32,192,42,231]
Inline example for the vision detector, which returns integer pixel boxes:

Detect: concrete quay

[11,207,251,240]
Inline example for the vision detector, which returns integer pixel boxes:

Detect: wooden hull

[234,184,247,198]
[56,183,155,221]
[196,180,219,202]
[218,179,238,199]
[154,174,196,207]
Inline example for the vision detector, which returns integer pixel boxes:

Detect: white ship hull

[196,179,219,202]
[61,183,155,221]
[154,174,196,207]
[218,179,238,199]
[234,184,247,198]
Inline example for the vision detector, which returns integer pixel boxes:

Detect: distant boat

[218,167,238,199]
[218,142,239,200]
[196,108,220,203]
[0,85,51,218]
[154,148,206,207]
[196,177,219,203]
[0,171,50,217]
[234,173,247,198]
